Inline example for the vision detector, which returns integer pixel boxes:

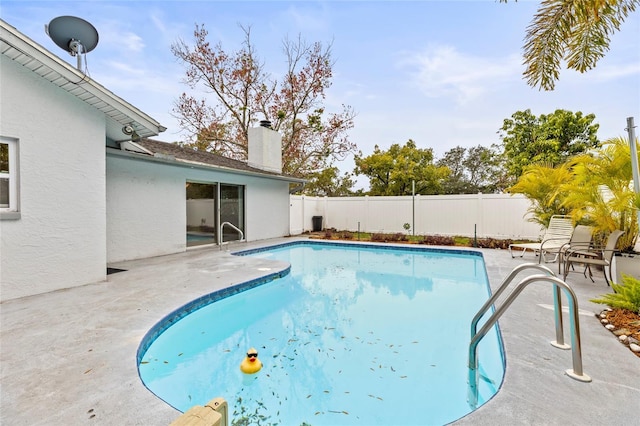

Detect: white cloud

[150,11,167,34]
[581,61,640,81]
[108,61,145,76]
[400,45,522,105]
[96,65,182,97]
[282,3,329,32]
[120,31,145,53]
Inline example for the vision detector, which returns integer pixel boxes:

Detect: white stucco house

[0,20,304,301]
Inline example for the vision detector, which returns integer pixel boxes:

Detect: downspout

[289,181,306,194]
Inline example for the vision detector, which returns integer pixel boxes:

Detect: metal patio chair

[562,230,624,286]
[557,225,595,274]
[509,215,574,263]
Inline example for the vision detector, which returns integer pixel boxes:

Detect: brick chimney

[248,121,282,173]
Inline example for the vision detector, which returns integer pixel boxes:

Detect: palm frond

[522,0,639,90]
[523,0,574,90]
[565,3,611,72]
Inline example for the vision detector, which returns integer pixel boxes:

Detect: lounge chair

[509,215,574,263]
[557,225,595,274]
[562,229,624,286]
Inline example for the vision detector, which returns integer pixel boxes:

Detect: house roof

[0,19,165,141]
[111,138,305,183]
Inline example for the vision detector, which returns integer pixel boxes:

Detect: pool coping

[1,236,638,425]
[233,238,486,258]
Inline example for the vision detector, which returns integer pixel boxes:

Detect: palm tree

[505,0,639,90]
[507,162,574,227]
[561,137,639,251]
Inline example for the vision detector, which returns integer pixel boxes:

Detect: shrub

[340,231,354,239]
[371,233,386,242]
[391,233,408,242]
[323,229,333,239]
[419,235,455,246]
[591,274,640,314]
[475,238,514,249]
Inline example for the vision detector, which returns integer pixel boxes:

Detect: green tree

[171,25,356,177]
[561,137,639,251]
[502,0,639,90]
[499,109,600,180]
[302,166,355,196]
[353,140,449,196]
[437,145,507,194]
[437,147,468,194]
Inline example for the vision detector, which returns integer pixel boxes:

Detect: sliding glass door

[186,182,217,247]
[186,181,245,247]
[220,184,245,242]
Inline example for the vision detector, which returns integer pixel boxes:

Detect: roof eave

[0,19,165,139]
[106,147,306,183]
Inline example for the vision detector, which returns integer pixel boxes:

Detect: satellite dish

[45,16,99,70]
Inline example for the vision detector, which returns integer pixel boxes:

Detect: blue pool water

[138,242,505,425]
[186,233,215,242]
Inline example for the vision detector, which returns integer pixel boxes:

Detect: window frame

[0,136,20,220]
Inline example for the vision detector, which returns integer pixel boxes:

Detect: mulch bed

[598,308,640,358]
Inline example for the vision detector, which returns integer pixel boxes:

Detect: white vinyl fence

[290,193,542,240]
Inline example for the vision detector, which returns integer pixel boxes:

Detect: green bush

[590,274,640,314]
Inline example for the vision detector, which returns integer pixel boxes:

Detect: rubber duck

[240,348,262,374]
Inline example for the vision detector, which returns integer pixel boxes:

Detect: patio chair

[557,225,595,274]
[562,229,624,286]
[509,215,574,263]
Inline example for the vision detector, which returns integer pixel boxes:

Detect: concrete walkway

[1,237,638,425]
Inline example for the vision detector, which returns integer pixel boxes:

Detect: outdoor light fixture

[119,124,141,143]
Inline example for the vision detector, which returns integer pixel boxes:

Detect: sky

[2,1,639,187]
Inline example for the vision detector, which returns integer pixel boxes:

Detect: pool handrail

[470,263,569,348]
[468,273,591,406]
[219,221,245,245]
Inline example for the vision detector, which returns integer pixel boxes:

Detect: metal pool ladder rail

[468,263,591,406]
[219,221,245,246]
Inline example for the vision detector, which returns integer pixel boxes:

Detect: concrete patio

[1,237,638,425]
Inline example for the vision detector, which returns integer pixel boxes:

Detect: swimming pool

[138,241,505,425]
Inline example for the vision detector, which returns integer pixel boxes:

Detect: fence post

[415,194,421,235]
[476,192,484,239]
[365,195,370,233]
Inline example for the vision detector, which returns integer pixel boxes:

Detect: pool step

[170,397,228,426]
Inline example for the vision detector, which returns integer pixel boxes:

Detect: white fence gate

[290,193,542,240]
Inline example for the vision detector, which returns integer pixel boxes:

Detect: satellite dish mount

[45,16,99,71]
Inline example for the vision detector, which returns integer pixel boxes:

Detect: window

[0,137,19,219]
